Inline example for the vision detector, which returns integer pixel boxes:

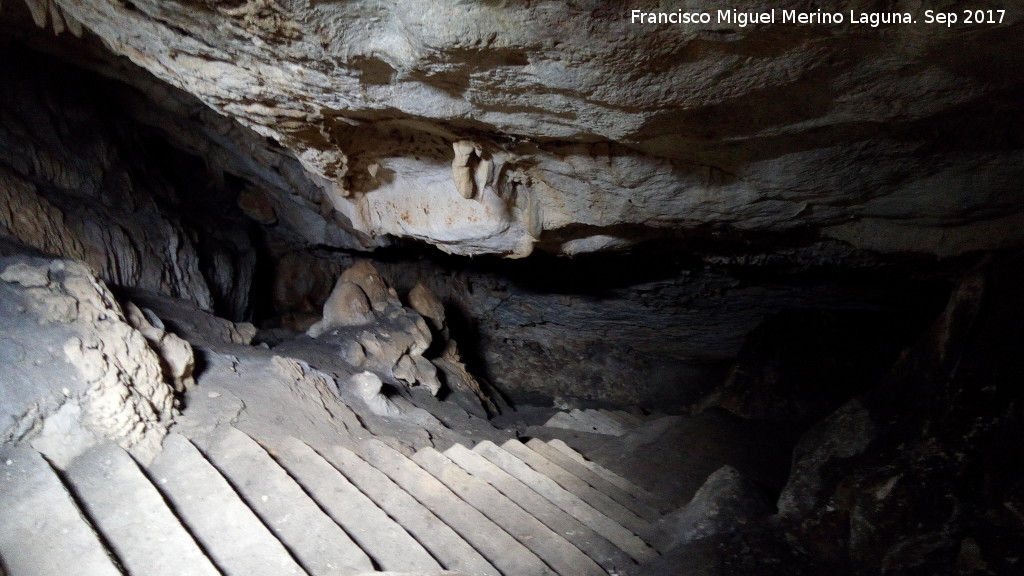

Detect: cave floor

[0,307,790,576]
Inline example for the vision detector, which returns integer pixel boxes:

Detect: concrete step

[602,409,645,429]
[544,410,627,436]
[199,427,374,576]
[500,439,650,535]
[412,447,605,576]
[576,409,631,435]
[319,443,497,576]
[471,440,657,564]
[147,433,307,576]
[63,443,220,576]
[524,438,661,522]
[0,445,121,576]
[546,439,670,513]
[443,443,636,573]
[264,435,441,573]
[358,437,553,575]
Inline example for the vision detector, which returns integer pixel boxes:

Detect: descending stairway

[542,408,648,437]
[0,425,668,576]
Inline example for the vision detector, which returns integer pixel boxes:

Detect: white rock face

[9,0,1020,258]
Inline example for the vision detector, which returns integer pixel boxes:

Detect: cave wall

[0,33,963,411]
[2,2,1018,414]
[1,5,1023,573]
[0,45,258,317]
[336,250,950,409]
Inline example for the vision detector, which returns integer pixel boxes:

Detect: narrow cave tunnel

[1,2,1023,575]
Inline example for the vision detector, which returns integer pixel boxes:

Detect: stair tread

[201,427,374,576]
[266,435,441,573]
[471,440,657,563]
[544,410,626,436]
[0,445,121,576]
[524,438,661,521]
[359,437,553,575]
[146,434,307,576]
[412,446,605,576]
[574,409,630,435]
[443,443,636,572]
[546,439,669,511]
[320,443,497,576]
[500,439,650,534]
[65,442,220,576]
[601,409,645,429]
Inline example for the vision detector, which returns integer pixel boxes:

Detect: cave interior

[0,1,1023,575]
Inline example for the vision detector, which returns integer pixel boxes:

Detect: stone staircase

[542,409,648,437]
[0,424,670,576]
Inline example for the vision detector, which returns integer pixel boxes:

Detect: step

[500,439,650,535]
[0,445,121,576]
[265,435,441,573]
[603,409,645,429]
[358,437,553,575]
[443,443,636,573]
[412,447,606,576]
[64,443,220,576]
[546,439,669,512]
[199,427,374,576]
[471,441,657,563]
[147,434,307,576]
[544,410,627,436]
[524,438,661,522]
[319,443,497,576]
[575,409,631,436]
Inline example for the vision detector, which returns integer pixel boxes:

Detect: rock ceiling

[6,0,1023,259]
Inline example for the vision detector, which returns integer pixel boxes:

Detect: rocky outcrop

[776,256,1024,573]
[646,465,771,553]
[124,301,196,394]
[308,260,441,396]
[695,308,932,426]
[0,258,177,465]
[2,0,1021,260]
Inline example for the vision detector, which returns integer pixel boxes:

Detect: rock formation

[305,260,466,407]
[0,2,1022,575]
[2,0,1021,260]
[0,258,177,465]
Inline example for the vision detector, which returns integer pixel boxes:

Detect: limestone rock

[775,258,1024,573]
[0,257,176,465]
[0,46,260,318]
[339,260,395,312]
[2,0,1018,259]
[122,290,257,347]
[349,371,401,417]
[124,301,196,394]
[307,281,373,337]
[408,281,445,331]
[645,465,770,553]
[306,261,444,396]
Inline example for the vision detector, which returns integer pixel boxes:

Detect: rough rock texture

[366,252,948,408]
[308,261,438,393]
[0,257,176,465]
[1,0,1021,410]
[3,0,1022,259]
[0,43,269,319]
[646,465,771,552]
[124,301,196,394]
[776,255,1024,574]
[696,308,934,426]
